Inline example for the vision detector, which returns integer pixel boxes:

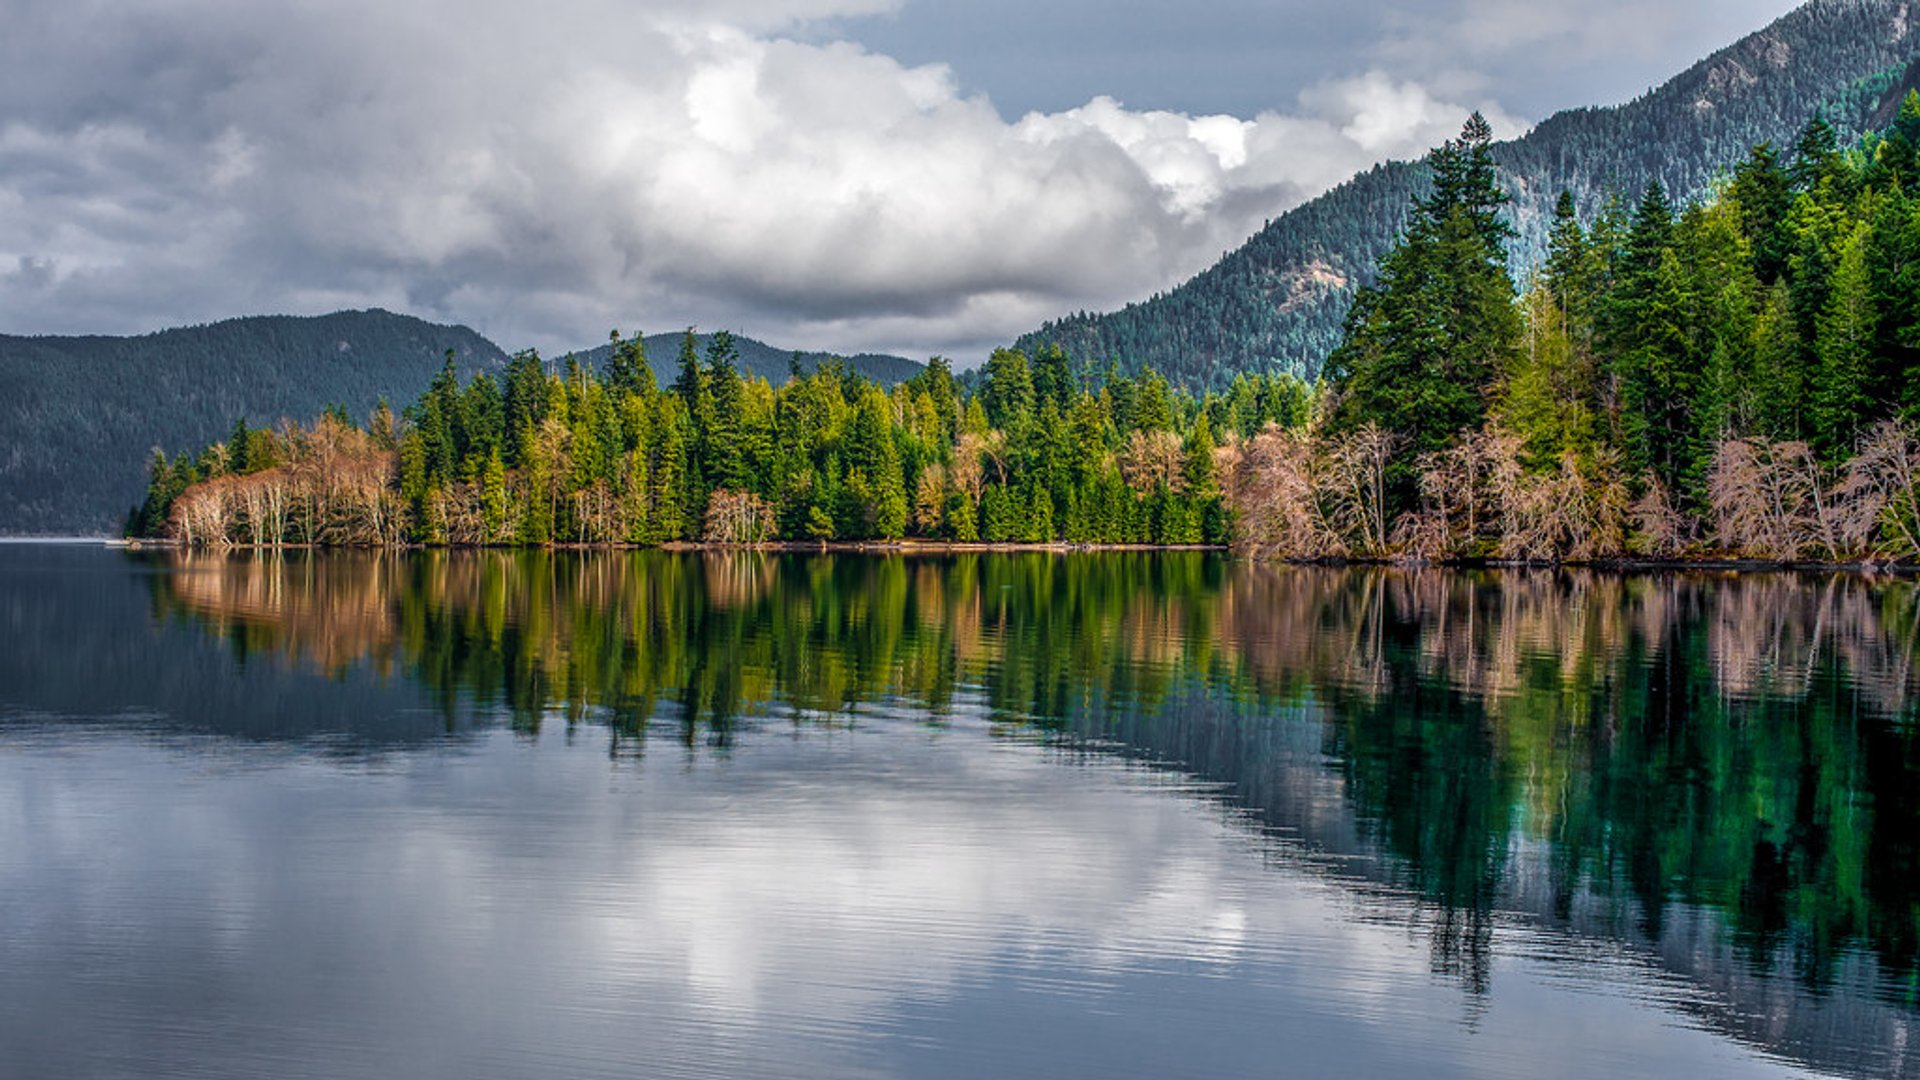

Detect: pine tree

[1544,191,1599,341]
[1327,114,1520,509]
[1728,143,1793,283]
[981,485,1016,543]
[1750,283,1806,439]
[1789,116,1843,192]
[1031,343,1073,413]
[648,396,690,542]
[1872,190,1920,422]
[705,341,747,491]
[1677,200,1757,491]
[982,348,1035,432]
[948,488,979,542]
[1811,223,1876,461]
[227,418,252,474]
[605,330,654,397]
[673,330,705,414]
[1502,284,1592,469]
[1029,484,1059,541]
[481,447,508,543]
[502,349,548,468]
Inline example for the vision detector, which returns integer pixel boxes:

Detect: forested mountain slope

[1019,0,1920,388]
[0,311,508,534]
[1,312,925,535]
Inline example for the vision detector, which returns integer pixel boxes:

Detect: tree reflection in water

[150,551,1920,1014]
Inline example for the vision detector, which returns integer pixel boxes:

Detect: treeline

[139,103,1920,562]
[1264,105,1920,564]
[137,329,1312,548]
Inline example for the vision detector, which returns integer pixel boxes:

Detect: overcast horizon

[0,0,1803,364]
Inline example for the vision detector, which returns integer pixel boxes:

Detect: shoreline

[48,535,1920,573]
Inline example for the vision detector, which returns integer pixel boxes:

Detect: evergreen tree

[705,338,747,490]
[1544,191,1599,340]
[604,330,654,397]
[1789,116,1843,192]
[481,447,508,543]
[1025,484,1055,543]
[1031,343,1073,413]
[980,485,1016,543]
[948,488,979,542]
[502,349,548,468]
[1728,143,1793,283]
[1871,190,1920,422]
[227,418,252,474]
[1811,222,1875,461]
[1327,114,1521,506]
[982,348,1035,431]
[1131,372,1175,433]
[1750,283,1806,439]
[673,330,706,413]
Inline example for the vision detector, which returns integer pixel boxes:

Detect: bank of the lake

[110,533,1920,575]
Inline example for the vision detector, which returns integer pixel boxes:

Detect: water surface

[3,546,1917,1078]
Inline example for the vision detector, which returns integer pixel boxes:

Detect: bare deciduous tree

[1120,430,1187,496]
[1707,438,1842,560]
[703,489,777,547]
[1220,425,1345,558]
[1632,475,1691,559]
[913,464,948,536]
[1834,420,1920,561]
[1321,424,1398,557]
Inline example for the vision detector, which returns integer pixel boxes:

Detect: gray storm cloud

[0,0,1791,359]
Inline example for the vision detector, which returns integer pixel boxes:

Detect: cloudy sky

[0,0,1801,362]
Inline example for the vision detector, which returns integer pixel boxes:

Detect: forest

[137,100,1920,564]
[134,328,1307,549]
[1294,104,1920,564]
[1019,0,1920,387]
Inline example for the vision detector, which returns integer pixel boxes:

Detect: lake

[2,545,1917,1079]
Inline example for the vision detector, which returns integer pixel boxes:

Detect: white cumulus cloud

[0,0,1526,361]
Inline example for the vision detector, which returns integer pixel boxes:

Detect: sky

[0,0,1803,363]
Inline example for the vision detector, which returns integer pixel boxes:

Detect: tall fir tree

[1327,113,1521,507]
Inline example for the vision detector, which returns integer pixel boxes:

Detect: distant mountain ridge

[0,310,509,535]
[0,311,921,535]
[1019,0,1920,388]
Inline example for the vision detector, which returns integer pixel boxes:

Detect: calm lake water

[3,545,1918,1079]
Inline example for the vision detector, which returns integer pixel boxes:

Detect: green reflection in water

[149,551,1920,1004]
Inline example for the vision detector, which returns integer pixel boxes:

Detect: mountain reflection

[145,550,1920,1074]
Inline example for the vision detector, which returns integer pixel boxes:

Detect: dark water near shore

[3,546,1919,1079]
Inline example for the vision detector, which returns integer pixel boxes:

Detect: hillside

[561,332,922,388]
[0,311,926,536]
[0,311,509,535]
[1019,0,1920,388]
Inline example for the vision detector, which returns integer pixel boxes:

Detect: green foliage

[1328,115,1521,509]
[1326,93,1920,555]
[1019,8,1920,389]
[1812,223,1877,460]
[143,315,1274,548]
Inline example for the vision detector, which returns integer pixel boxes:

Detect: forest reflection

[150,551,1920,1009]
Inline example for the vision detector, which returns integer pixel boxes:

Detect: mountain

[559,332,923,388]
[1018,0,1920,389]
[0,310,509,535]
[0,311,927,536]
